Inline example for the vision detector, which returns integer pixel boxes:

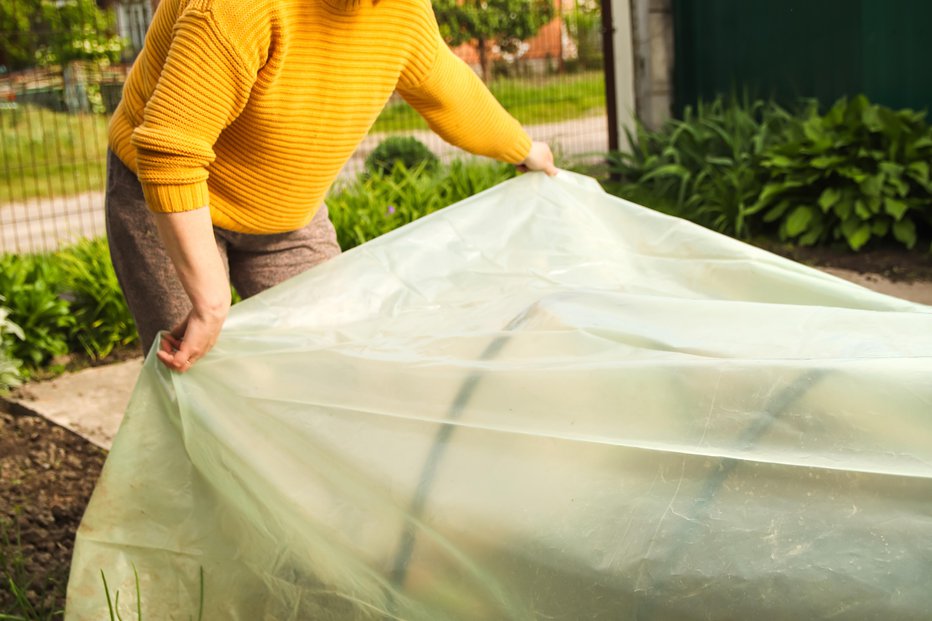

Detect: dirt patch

[755,240,932,283]
[0,401,106,616]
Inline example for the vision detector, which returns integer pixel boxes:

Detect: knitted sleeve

[397,8,532,165]
[131,1,262,213]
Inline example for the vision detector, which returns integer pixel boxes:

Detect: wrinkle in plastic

[66,172,932,620]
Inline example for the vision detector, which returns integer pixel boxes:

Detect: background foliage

[364,136,440,176]
[432,0,555,82]
[0,0,122,70]
[608,95,932,252]
[0,240,136,375]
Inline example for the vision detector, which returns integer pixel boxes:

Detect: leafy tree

[0,0,42,71]
[36,0,123,66]
[34,0,123,112]
[432,0,555,82]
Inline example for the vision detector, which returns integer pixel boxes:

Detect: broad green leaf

[785,205,814,237]
[908,161,929,183]
[885,174,910,197]
[833,199,852,220]
[640,164,691,183]
[893,219,917,249]
[810,155,845,169]
[798,222,824,246]
[861,104,883,132]
[884,197,909,221]
[706,156,734,166]
[879,161,905,177]
[871,219,890,237]
[762,200,791,223]
[859,174,884,197]
[757,181,801,205]
[838,166,868,183]
[762,154,795,168]
[844,223,872,251]
[854,200,871,220]
[840,216,861,238]
[818,187,841,211]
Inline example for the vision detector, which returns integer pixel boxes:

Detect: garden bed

[0,402,105,617]
[760,241,932,283]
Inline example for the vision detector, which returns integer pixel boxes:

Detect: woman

[107,0,558,373]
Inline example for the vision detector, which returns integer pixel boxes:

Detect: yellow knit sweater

[109,0,532,233]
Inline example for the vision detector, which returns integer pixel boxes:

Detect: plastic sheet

[66,172,932,619]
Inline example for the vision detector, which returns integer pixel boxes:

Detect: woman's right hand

[152,207,231,373]
[158,297,230,373]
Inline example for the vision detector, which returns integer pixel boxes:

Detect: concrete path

[0,116,608,254]
[0,191,107,254]
[4,266,930,451]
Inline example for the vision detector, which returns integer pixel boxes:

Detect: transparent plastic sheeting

[67,172,932,620]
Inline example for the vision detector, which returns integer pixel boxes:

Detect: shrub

[328,158,516,250]
[58,239,137,360]
[749,95,932,250]
[607,95,795,237]
[364,136,439,176]
[608,95,932,252]
[0,239,135,371]
[0,254,74,369]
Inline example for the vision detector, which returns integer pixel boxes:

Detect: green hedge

[608,95,932,251]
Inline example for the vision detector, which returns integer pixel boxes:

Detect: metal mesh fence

[1,0,608,254]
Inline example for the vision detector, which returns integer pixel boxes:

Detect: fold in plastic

[66,172,932,620]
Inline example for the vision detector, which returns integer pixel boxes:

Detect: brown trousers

[105,150,341,353]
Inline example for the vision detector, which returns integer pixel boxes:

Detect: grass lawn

[0,106,109,204]
[372,70,606,133]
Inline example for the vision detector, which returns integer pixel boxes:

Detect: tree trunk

[478,37,492,83]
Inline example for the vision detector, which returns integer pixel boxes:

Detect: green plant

[99,566,204,621]
[328,158,516,250]
[364,137,439,177]
[57,238,137,360]
[608,95,795,237]
[0,296,24,393]
[0,254,73,370]
[749,95,932,251]
[0,516,63,621]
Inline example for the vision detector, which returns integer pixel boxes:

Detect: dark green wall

[672,0,932,114]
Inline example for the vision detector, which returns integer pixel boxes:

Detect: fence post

[602,0,636,152]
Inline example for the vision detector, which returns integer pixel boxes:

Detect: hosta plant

[749,95,932,250]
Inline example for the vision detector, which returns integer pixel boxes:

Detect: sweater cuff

[141,181,211,213]
[502,132,533,166]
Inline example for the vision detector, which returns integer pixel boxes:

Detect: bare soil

[0,401,106,616]
[755,240,932,283]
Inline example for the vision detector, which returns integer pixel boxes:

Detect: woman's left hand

[517,141,559,176]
